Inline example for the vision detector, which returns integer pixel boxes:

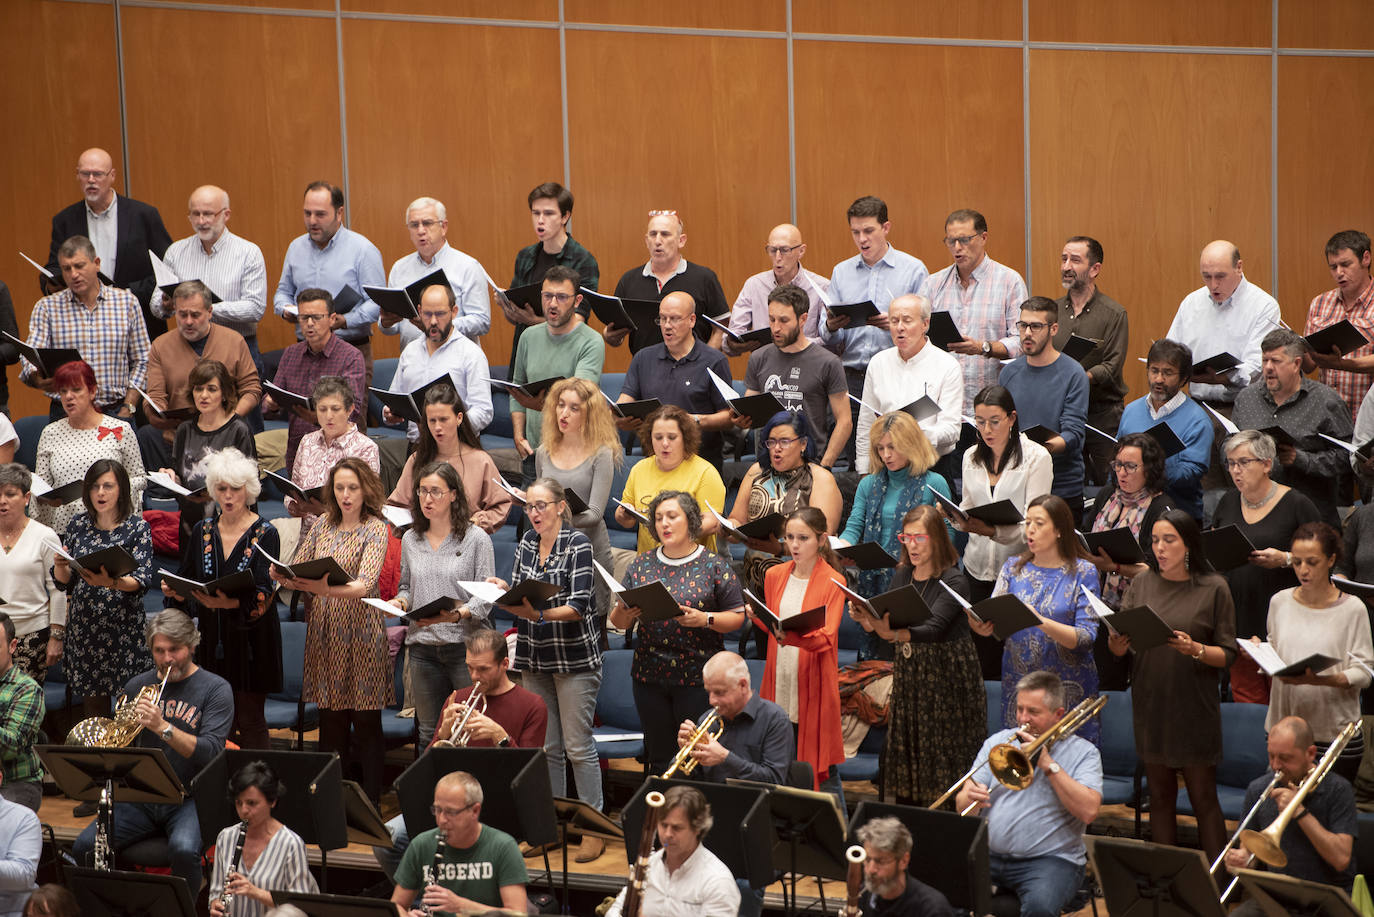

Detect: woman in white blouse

[209,761,317,917]
[0,464,65,684]
[943,385,1052,678]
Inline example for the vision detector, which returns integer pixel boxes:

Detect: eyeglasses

[418,487,452,500]
[943,233,982,248]
[763,436,801,450]
[654,314,694,326]
[430,803,477,818]
[973,416,1008,430]
[648,209,678,217]
[77,169,111,180]
[188,209,226,220]
[765,244,802,256]
[896,532,931,545]
[1225,457,1265,471]
[406,219,442,230]
[297,313,329,324]
[527,500,560,514]
[541,291,575,304]
[1109,460,1141,474]
[1014,321,1049,333]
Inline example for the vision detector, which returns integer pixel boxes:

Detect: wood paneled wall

[1,0,1372,420]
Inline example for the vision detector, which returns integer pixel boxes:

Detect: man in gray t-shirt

[740,283,850,467]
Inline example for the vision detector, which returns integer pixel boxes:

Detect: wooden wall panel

[793,42,1027,296]
[342,0,558,20]
[1028,50,1272,399]
[791,0,1019,42]
[1276,57,1374,323]
[565,0,785,31]
[121,6,343,358]
[0,0,122,419]
[565,31,792,374]
[342,19,564,367]
[1029,0,1269,46]
[1279,1,1374,50]
[162,0,334,8]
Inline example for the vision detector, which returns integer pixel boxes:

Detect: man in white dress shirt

[385,283,493,442]
[855,294,962,473]
[1166,240,1280,411]
[379,196,491,350]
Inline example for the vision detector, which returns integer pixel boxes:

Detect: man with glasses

[390,770,528,915]
[380,196,491,350]
[854,294,962,473]
[44,147,172,336]
[148,186,268,385]
[618,291,733,468]
[998,297,1089,519]
[1117,339,1213,520]
[725,224,830,355]
[852,816,953,916]
[385,283,493,442]
[919,209,1027,415]
[263,289,365,474]
[607,211,728,354]
[509,266,605,485]
[819,196,928,469]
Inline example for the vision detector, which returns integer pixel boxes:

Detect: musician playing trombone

[674,651,792,784]
[1222,716,1357,913]
[954,671,1101,917]
[71,609,233,899]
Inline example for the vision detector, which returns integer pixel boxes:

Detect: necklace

[1242,481,1278,510]
[0,520,25,553]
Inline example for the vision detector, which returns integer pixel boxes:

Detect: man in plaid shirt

[0,612,44,814]
[1304,230,1374,421]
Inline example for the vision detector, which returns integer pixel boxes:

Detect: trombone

[930,695,1108,812]
[1211,771,1282,904]
[662,709,724,778]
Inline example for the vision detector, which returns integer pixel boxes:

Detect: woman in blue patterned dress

[161,447,280,750]
[974,493,1102,743]
[52,458,154,722]
[609,490,746,775]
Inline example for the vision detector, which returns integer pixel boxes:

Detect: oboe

[217,821,247,913]
[420,836,446,916]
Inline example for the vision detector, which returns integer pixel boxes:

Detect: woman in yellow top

[615,405,724,553]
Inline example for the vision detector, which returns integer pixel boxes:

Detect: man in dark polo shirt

[676,651,792,784]
[854,816,954,917]
[1051,236,1128,486]
[617,291,734,468]
[607,211,728,354]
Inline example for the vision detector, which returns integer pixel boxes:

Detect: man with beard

[852,816,952,916]
[1116,339,1213,520]
[738,284,849,468]
[379,196,491,350]
[998,297,1089,519]
[1051,237,1128,486]
[385,283,493,442]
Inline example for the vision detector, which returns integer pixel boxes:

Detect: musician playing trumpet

[954,671,1101,917]
[72,610,233,898]
[1223,716,1357,913]
[208,761,317,917]
[674,651,792,784]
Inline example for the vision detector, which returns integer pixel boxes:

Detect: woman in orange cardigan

[758,506,847,801]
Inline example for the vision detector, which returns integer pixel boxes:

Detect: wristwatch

[160,724,174,742]
[1045,762,1062,776]
[981,340,992,356]
[497,736,511,748]
[707,614,715,628]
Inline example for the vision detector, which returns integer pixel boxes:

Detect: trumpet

[433,690,487,748]
[662,709,724,778]
[66,665,173,747]
[930,695,1108,812]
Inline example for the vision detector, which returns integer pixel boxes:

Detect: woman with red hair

[34,360,145,534]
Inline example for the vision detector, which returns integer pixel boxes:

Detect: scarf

[1093,486,1158,607]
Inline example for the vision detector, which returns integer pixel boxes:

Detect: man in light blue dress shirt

[272,181,386,389]
[956,671,1102,917]
[817,195,928,468]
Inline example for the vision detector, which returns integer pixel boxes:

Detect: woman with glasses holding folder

[287,376,379,540]
[1106,508,1235,862]
[609,491,744,775]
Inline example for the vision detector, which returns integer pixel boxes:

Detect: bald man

[148,185,269,381]
[608,212,729,354]
[45,147,172,336]
[1165,240,1280,410]
[725,224,831,354]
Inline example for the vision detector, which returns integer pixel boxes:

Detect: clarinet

[420,836,446,916]
[217,821,247,914]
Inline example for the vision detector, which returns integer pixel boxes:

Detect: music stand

[849,800,990,916]
[548,796,625,911]
[394,746,558,845]
[727,777,849,917]
[272,890,406,916]
[190,748,350,890]
[36,744,184,873]
[1087,836,1226,917]
[1234,867,1363,917]
[66,866,196,917]
[342,778,394,847]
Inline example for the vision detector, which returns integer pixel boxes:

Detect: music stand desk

[67,866,196,917]
[1087,836,1226,917]
[1235,867,1362,917]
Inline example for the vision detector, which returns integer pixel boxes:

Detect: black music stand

[727,777,849,917]
[342,778,394,847]
[66,866,196,917]
[1087,836,1226,917]
[1235,867,1363,917]
[548,796,625,912]
[190,748,351,890]
[394,746,558,845]
[848,800,990,916]
[272,890,406,915]
[36,744,184,873]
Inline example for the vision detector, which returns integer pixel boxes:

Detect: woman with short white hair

[161,447,281,749]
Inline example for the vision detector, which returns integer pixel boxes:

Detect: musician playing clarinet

[390,771,527,916]
[954,671,1101,917]
[1223,716,1357,913]
[604,785,739,917]
[208,761,316,917]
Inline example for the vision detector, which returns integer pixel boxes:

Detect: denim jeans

[521,669,604,811]
[989,853,1084,917]
[74,799,205,895]
[407,642,472,747]
[372,814,410,882]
